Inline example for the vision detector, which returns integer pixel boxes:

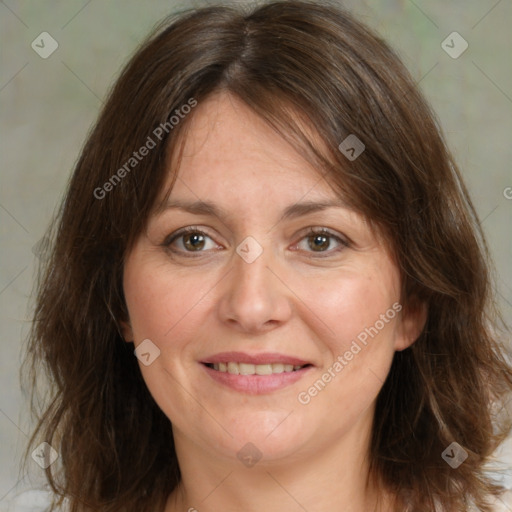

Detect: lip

[201,364,313,394]
[201,351,312,366]
[200,352,314,395]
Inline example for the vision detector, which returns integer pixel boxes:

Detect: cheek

[305,268,400,350]
[123,257,207,343]
[123,271,171,341]
[295,267,400,417]
[122,258,210,420]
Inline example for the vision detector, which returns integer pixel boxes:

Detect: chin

[215,408,312,463]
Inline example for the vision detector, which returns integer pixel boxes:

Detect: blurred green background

[1,0,511,503]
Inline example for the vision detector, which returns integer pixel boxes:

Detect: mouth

[203,362,312,375]
[200,352,314,394]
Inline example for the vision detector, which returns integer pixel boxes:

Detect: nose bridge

[218,235,291,331]
[234,241,270,290]
[232,236,275,302]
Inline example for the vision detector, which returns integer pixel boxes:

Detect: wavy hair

[22,1,512,511]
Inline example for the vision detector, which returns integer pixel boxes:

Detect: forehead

[150,92,389,254]
[165,91,336,202]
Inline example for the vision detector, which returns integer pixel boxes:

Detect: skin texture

[122,92,425,512]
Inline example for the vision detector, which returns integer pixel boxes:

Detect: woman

[21,1,512,511]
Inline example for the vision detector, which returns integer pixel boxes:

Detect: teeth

[210,362,305,375]
[272,363,284,373]
[255,364,273,375]
[227,362,239,375]
[239,363,255,375]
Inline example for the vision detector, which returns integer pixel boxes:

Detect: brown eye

[295,228,349,255]
[182,232,206,251]
[308,233,331,252]
[164,227,219,254]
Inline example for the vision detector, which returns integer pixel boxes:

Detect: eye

[163,227,221,254]
[293,228,349,256]
[162,226,348,257]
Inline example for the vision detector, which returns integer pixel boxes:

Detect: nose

[217,239,293,334]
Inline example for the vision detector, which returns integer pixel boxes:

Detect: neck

[165,418,394,512]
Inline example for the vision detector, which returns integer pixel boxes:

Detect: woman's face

[122,92,422,466]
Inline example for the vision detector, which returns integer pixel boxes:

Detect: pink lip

[201,363,313,395]
[201,351,311,366]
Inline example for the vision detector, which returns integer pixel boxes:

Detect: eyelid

[302,226,349,243]
[162,225,351,256]
[292,227,350,254]
[162,226,222,250]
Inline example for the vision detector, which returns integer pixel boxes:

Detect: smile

[205,362,309,375]
[201,361,313,394]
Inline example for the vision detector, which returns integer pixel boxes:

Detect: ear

[119,319,134,343]
[394,298,427,351]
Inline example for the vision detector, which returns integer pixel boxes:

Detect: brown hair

[23,1,512,511]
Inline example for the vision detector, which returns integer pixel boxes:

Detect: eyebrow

[156,198,349,223]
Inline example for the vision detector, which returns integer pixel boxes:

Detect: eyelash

[162,226,350,258]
